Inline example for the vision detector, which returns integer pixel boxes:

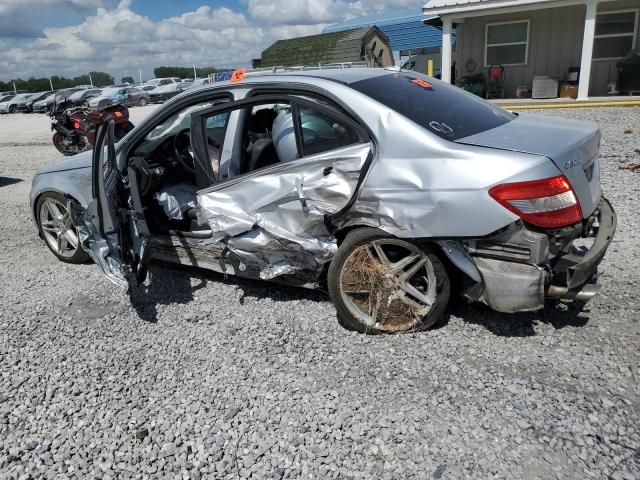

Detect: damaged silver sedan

[30,68,616,333]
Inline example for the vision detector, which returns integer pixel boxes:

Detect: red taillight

[489,175,582,229]
[73,121,82,129]
[114,111,123,118]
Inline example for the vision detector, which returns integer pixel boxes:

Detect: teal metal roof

[323,9,453,51]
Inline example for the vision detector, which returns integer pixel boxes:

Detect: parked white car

[0,93,32,113]
[143,77,181,88]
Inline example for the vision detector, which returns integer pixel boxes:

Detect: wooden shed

[256,26,394,68]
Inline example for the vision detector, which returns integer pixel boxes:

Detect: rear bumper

[447,196,616,313]
[546,196,616,299]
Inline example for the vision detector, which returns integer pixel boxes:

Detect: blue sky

[0,0,424,81]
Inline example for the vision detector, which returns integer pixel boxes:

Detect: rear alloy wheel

[8,105,16,113]
[138,97,148,106]
[328,228,450,334]
[36,192,89,264]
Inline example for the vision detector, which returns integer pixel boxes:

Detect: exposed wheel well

[33,191,83,231]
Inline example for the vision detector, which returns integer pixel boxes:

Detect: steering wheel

[173,129,195,175]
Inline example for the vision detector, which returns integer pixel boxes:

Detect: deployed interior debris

[155,183,198,220]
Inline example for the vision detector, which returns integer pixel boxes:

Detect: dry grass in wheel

[340,245,424,331]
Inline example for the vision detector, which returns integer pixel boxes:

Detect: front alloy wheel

[328,228,450,333]
[37,192,89,264]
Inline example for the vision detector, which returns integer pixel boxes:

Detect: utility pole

[89,72,94,87]
[139,69,142,84]
[49,77,54,91]
[193,64,197,79]
[12,81,17,94]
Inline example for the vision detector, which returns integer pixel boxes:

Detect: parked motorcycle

[49,101,134,156]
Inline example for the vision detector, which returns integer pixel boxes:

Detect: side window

[246,102,294,172]
[297,104,361,157]
[132,100,228,157]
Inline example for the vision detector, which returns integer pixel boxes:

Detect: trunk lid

[456,113,601,217]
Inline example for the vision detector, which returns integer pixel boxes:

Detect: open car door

[71,117,151,289]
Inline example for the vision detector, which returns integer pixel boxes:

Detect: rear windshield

[350,72,515,141]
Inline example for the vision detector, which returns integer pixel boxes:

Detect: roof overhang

[423,14,443,28]
[423,0,619,20]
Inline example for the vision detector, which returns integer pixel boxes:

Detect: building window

[485,20,529,66]
[593,10,638,60]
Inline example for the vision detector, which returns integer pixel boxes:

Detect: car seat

[243,108,279,173]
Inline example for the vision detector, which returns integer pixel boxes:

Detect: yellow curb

[500,101,640,110]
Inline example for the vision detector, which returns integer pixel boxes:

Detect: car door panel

[70,118,151,289]
[196,143,371,285]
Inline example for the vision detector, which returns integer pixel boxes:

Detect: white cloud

[0,2,263,79]
[246,0,361,25]
[0,0,424,80]
[245,0,424,25]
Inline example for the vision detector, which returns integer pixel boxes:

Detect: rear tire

[36,192,89,264]
[52,132,87,156]
[327,228,450,334]
[8,105,16,113]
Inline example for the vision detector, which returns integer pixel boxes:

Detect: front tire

[36,192,89,264]
[328,228,450,334]
[8,105,16,113]
[138,97,147,106]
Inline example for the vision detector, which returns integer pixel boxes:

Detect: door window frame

[189,93,370,186]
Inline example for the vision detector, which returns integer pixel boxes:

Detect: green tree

[1,71,115,92]
[88,71,114,87]
[121,76,135,84]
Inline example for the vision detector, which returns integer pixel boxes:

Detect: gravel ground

[0,106,639,480]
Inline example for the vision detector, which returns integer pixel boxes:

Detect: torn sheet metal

[197,144,370,283]
[69,200,128,289]
[437,240,482,283]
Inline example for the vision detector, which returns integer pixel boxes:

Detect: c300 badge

[564,159,579,170]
